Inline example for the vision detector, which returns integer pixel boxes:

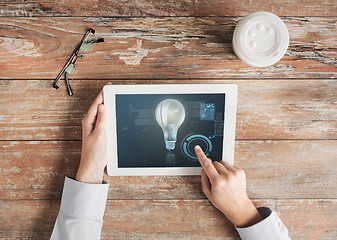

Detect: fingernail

[98,104,105,112]
[195,145,200,150]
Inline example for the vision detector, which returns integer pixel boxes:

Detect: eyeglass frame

[52,28,96,95]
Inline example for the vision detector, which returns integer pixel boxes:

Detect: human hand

[75,82,111,184]
[195,145,263,228]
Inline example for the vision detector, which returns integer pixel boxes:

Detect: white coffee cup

[232,11,289,67]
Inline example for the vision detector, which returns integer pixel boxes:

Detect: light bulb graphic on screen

[155,99,185,150]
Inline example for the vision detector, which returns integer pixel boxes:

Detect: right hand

[194,145,263,228]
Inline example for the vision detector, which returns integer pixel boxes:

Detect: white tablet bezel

[103,84,237,176]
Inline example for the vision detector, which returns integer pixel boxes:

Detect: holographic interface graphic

[182,134,213,160]
[115,94,225,168]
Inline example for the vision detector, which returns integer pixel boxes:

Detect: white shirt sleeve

[235,207,291,240]
[50,177,109,240]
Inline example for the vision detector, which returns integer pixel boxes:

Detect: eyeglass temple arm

[53,53,77,89]
[53,28,95,89]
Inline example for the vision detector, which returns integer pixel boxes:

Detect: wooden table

[1,1,336,239]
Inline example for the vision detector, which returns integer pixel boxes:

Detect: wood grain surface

[1,140,336,200]
[0,79,336,140]
[1,0,337,17]
[0,17,336,79]
[1,1,337,238]
[1,199,336,239]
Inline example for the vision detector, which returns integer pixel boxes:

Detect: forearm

[51,177,109,240]
[235,207,291,240]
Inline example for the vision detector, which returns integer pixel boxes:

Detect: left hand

[76,82,111,184]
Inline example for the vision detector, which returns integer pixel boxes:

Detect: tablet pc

[103,84,237,176]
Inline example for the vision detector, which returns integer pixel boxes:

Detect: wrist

[225,197,263,228]
[76,165,104,184]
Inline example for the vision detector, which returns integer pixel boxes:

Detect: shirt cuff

[60,177,109,221]
[235,207,289,240]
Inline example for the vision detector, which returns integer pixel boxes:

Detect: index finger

[195,145,219,181]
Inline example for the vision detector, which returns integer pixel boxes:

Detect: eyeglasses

[53,28,104,96]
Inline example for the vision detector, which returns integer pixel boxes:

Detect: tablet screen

[115,93,225,168]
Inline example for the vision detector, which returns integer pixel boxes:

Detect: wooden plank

[0,17,336,79]
[1,0,337,17]
[0,80,336,140]
[1,140,336,200]
[0,199,336,239]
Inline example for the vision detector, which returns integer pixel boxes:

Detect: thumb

[94,104,107,133]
